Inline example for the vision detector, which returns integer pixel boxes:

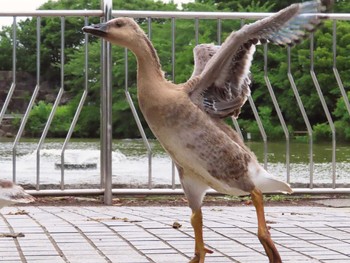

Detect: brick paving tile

[0,206,349,262]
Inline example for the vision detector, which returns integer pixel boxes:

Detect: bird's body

[83,1,330,262]
[126,26,291,201]
[0,180,35,209]
[141,80,289,198]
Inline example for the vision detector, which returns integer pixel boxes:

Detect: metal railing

[0,1,350,204]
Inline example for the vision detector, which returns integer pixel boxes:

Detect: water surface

[0,138,349,188]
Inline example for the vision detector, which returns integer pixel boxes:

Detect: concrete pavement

[1,205,350,262]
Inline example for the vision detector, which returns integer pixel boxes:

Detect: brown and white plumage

[188,0,329,119]
[0,180,35,209]
[83,1,330,262]
[190,43,254,118]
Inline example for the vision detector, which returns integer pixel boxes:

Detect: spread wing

[187,0,330,119]
[190,44,221,78]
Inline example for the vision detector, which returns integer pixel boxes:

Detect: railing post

[101,0,113,205]
[263,43,290,181]
[309,33,336,188]
[287,46,314,187]
[0,17,17,125]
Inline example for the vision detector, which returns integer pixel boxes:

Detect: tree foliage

[0,0,349,141]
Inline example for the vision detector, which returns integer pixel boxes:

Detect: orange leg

[251,188,282,263]
[189,208,213,263]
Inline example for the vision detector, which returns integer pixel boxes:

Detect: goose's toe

[189,247,213,263]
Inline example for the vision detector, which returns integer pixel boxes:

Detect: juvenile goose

[83,1,329,262]
[0,180,35,209]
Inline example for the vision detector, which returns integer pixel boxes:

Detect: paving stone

[0,256,22,262]
[1,205,350,262]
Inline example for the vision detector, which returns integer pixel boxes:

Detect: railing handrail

[0,10,349,20]
[0,10,103,17]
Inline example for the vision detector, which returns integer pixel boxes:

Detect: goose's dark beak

[82,22,108,37]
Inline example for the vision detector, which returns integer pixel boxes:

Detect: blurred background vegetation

[0,0,349,141]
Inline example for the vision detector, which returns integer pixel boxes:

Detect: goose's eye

[115,21,124,27]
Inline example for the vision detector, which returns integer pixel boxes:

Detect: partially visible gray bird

[0,180,35,209]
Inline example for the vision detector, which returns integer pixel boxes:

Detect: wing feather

[191,44,220,78]
[187,0,330,119]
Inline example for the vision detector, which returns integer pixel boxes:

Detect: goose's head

[83,17,144,48]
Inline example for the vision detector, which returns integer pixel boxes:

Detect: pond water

[0,138,349,188]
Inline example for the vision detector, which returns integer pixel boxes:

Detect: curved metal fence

[0,1,349,203]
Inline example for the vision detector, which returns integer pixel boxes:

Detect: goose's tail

[250,163,293,194]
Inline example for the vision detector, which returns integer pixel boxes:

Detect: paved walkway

[0,205,349,263]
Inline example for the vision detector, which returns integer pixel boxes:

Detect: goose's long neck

[132,34,165,87]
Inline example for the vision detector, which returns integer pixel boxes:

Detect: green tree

[26,101,52,136]
[334,92,350,141]
[63,0,178,138]
[1,0,349,141]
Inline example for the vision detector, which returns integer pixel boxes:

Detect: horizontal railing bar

[112,11,350,20]
[0,11,349,20]
[26,188,350,196]
[0,10,103,17]
[291,188,350,194]
[27,189,105,196]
